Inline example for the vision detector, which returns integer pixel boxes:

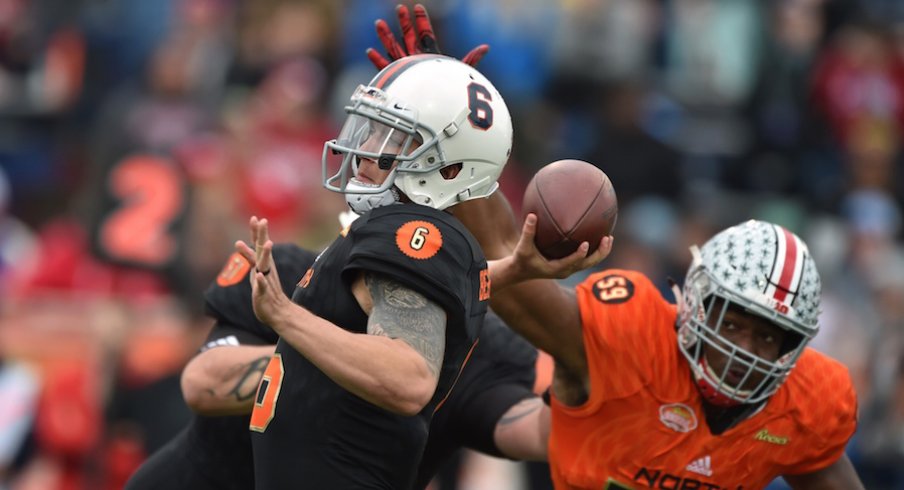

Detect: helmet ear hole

[440,163,463,180]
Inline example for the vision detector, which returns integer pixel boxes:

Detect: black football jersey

[414,310,538,489]
[126,244,319,490]
[128,241,536,490]
[251,204,489,490]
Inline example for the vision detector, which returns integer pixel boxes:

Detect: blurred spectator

[844,117,904,199]
[811,20,904,148]
[79,0,175,97]
[582,80,684,207]
[223,56,344,249]
[88,0,230,164]
[0,0,86,225]
[663,0,764,110]
[659,0,764,166]
[741,0,827,196]
[753,0,826,148]
[848,245,904,489]
[231,0,340,88]
[0,358,40,488]
[0,168,37,295]
[440,0,558,106]
[0,0,85,115]
[549,0,659,87]
[804,215,871,389]
[539,0,661,168]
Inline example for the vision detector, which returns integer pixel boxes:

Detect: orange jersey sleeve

[771,348,859,475]
[573,269,678,403]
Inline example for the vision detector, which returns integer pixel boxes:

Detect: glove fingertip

[375,19,390,35]
[366,48,389,70]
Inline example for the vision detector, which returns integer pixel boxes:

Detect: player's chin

[706,358,758,392]
[722,371,764,393]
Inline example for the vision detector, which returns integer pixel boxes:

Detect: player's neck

[700,399,765,435]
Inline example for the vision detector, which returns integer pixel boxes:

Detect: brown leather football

[521,159,618,259]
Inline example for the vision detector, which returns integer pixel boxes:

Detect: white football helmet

[323,55,513,214]
[676,220,821,406]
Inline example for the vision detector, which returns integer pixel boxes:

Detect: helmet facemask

[323,85,433,214]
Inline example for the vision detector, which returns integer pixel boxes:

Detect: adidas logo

[686,455,712,477]
[200,335,240,352]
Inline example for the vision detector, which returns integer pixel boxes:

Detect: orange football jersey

[547,270,858,490]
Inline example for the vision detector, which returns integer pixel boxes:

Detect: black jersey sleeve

[415,312,538,487]
[341,205,488,340]
[434,311,537,454]
[202,243,318,347]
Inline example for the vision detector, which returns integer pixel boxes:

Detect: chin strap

[694,374,740,407]
[693,358,744,407]
[344,179,401,214]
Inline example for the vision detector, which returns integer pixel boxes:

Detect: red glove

[366,3,489,70]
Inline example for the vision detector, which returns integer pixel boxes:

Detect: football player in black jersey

[124,242,547,490]
[126,6,546,489]
[232,17,517,490]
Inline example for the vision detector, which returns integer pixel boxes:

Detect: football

[521,159,618,259]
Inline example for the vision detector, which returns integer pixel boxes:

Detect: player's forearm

[181,344,274,415]
[270,302,438,416]
[450,190,520,260]
[488,269,586,374]
[493,397,550,461]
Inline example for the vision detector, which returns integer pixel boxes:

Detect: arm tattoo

[497,397,543,426]
[365,271,446,379]
[226,355,271,402]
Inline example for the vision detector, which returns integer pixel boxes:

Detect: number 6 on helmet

[323,55,513,214]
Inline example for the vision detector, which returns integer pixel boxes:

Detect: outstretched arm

[493,397,550,461]
[454,191,611,378]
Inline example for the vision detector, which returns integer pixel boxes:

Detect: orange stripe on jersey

[433,339,479,414]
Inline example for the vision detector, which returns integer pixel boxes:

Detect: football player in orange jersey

[453,190,864,489]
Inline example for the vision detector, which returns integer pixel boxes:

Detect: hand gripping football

[521,159,618,259]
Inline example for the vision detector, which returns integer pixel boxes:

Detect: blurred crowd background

[1,0,904,489]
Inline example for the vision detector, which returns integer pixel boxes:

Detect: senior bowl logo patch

[217,252,251,286]
[659,403,698,433]
[396,220,442,260]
